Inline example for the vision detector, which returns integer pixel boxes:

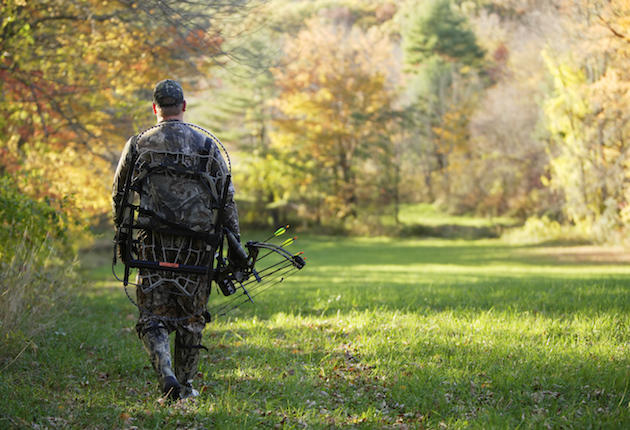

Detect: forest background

[4,0,630,246]
[1,0,630,376]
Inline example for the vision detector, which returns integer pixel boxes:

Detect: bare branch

[597,14,628,41]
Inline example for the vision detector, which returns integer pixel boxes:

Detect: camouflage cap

[153,79,184,107]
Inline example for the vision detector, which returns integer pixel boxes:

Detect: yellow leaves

[1,0,220,226]
[317,88,335,103]
[21,144,111,219]
[542,51,591,145]
[267,130,294,150]
[540,18,630,234]
[268,16,398,217]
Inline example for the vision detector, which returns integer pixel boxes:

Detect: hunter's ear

[182,100,186,112]
[152,103,157,115]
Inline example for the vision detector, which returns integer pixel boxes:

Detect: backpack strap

[114,135,139,229]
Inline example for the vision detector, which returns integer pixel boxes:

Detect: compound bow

[210,227,306,318]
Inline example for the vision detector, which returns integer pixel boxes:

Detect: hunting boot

[174,326,204,398]
[140,324,181,400]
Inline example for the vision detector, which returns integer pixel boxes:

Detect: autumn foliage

[271,18,396,221]
[0,0,235,230]
[3,0,630,242]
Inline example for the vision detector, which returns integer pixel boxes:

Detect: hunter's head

[152,79,186,121]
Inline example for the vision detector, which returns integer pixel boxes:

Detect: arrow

[263,225,290,243]
[257,237,297,263]
[281,236,296,247]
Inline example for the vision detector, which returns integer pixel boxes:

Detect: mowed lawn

[2,235,630,429]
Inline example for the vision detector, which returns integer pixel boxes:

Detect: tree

[402,0,485,207]
[449,4,557,217]
[403,0,485,68]
[540,0,630,242]
[0,0,261,224]
[270,17,397,223]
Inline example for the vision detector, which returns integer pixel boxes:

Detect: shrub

[502,216,589,245]
[0,175,71,261]
[0,176,77,362]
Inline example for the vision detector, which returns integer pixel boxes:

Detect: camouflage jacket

[112,120,240,237]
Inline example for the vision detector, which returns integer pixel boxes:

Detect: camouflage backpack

[114,122,232,284]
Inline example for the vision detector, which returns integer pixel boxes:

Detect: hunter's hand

[226,230,249,270]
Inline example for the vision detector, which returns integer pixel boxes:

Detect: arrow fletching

[263,225,290,242]
[274,225,289,236]
[281,236,297,247]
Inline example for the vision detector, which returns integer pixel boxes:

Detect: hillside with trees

[3,0,630,241]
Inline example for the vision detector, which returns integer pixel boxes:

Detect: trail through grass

[1,235,629,428]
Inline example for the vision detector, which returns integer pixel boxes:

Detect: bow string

[210,227,306,317]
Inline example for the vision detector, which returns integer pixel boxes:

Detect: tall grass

[0,175,79,364]
[0,232,77,363]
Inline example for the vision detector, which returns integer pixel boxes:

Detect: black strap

[136,163,210,180]
[175,335,209,351]
[114,135,139,227]
[135,207,220,244]
[182,344,209,351]
[138,320,167,337]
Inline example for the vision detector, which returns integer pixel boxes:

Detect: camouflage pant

[135,231,213,396]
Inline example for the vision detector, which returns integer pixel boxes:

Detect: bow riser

[210,236,307,316]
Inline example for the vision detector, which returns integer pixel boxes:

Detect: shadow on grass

[4,306,628,428]
[225,267,630,322]
[399,223,504,239]
[230,235,630,319]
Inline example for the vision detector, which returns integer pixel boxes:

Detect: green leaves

[0,175,70,261]
[403,0,484,69]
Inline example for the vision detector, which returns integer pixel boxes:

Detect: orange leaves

[272,17,394,154]
[432,106,473,154]
[0,0,239,223]
[181,28,224,55]
[269,17,397,219]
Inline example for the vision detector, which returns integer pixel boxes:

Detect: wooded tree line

[0,0,258,247]
[2,0,630,243]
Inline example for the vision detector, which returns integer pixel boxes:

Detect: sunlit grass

[1,234,629,428]
[395,203,517,228]
[378,203,520,239]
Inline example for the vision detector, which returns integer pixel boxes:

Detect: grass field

[381,204,519,239]
[1,233,629,429]
[394,204,517,228]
